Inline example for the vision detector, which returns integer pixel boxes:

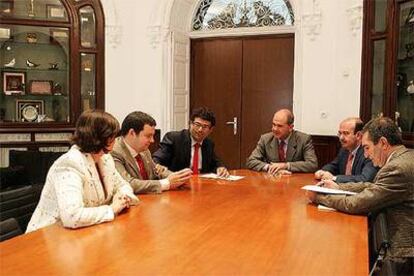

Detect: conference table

[0,170,368,275]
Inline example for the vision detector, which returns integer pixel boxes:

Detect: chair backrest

[372,212,390,256]
[369,211,397,276]
[0,218,23,242]
[8,150,64,185]
[0,185,37,232]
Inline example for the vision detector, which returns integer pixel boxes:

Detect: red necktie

[135,155,149,180]
[192,143,200,175]
[345,153,354,175]
[278,140,286,162]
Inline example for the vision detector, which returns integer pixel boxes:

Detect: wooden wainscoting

[311,135,340,170]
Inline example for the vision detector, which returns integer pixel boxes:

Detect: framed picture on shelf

[16,99,44,122]
[0,0,13,16]
[49,28,69,45]
[46,4,65,19]
[0,27,11,39]
[26,32,37,43]
[29,80,53,95]
[2,71,26,95]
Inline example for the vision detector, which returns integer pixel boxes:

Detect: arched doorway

[151,0,301,168]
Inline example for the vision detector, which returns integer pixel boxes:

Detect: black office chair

[0,185,37,232]
[369,211,397,276]
[0,218,23,242]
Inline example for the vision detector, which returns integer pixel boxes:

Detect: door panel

[191,39,242,169]
[190,35,294,169]
[241,35,294,167]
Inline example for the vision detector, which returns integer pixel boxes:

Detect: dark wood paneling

[0,0,105,135]
[191,38,242,169]
[241,35,294,167]
[360,0,414,146]
[191,35,294,169]
[311,135,340,169]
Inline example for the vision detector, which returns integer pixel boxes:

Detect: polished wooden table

[0,170,368,275]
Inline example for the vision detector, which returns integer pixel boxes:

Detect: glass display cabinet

[361,0,414,146]
[0,0,104,156]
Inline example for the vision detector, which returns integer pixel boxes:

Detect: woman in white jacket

[26,110,139,232]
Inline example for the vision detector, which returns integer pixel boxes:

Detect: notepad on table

[317,204,336,211]
[301,185,357,195]
[200,173,245,181]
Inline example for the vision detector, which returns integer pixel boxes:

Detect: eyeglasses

[191,121,211,130]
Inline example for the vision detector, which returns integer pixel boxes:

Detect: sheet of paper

[200,173,245,181]
[317,204,336,211]
[301,185,357,195]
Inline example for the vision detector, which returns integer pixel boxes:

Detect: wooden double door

[190,35,294,169]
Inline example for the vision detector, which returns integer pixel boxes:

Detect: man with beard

[306,117,414,274]
[315,117,378,183]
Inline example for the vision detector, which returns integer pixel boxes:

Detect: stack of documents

[302,185,358,212]
[200,173,245,181]
[301,185,357,195]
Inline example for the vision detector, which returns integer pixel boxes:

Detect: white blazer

[26,145,138,233]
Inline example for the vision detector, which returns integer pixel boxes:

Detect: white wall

[297,0,362,135]
[103,0,165,127]
[102,0,363,136]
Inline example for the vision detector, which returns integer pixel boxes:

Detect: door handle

[226,117,238,135]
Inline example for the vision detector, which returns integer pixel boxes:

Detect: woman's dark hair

[190,107,216,126]
[72,110,120,153]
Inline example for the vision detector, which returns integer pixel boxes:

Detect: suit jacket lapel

[120,138,141,177]
[183,130,192,167]
[352,147,363,174]
[201,141,209,171]
[286,131,297,161]
[270,137,278,161]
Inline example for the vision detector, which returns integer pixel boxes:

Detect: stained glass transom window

[192,0,294,30]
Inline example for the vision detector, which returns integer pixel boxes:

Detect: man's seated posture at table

[153,107,229,177]
[111,111,192,194]
[246,109,318,175]
[306,117,414,275]
[26,110,139,233]
[315,117,378,183]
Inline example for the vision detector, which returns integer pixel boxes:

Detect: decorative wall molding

[302,0,322,41]
[35,133,72,142]
[189,25,295,38]
[102,0,122,48]
[147,25,171,49]
[346,4,363,36]
[39,147,70,152]
[0,133,30,142]
[106,25,123,49]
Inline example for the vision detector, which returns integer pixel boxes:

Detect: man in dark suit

[111,111,192,194]
[246,109,318,174]
[153,107,229,177]
[315,117,378,183]
[307,117,414,274]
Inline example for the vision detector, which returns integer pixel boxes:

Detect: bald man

[315,117,378,183]
[246,109,318,174]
